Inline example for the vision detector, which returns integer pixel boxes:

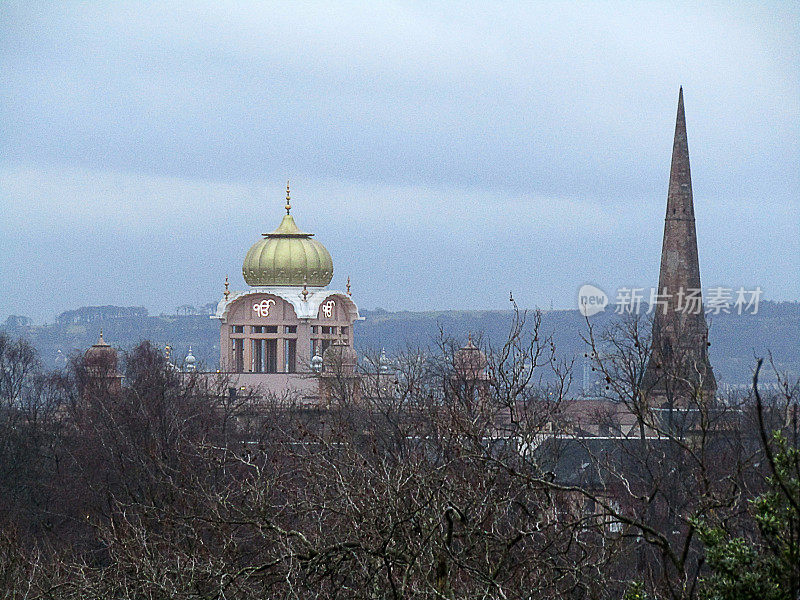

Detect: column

[243,334,252,372]
[296,320,312,372]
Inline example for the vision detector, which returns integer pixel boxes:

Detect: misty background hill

[3,301,797,388]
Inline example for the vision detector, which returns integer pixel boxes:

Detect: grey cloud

[0,1,798,322]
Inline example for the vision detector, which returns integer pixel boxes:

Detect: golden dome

[242,185,334,287]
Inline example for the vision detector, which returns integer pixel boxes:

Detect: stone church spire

[642,88,716,406]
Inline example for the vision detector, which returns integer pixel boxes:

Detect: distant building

[211,184,361,400]
[83,330,123,395]
[641,89,716,407]
[449,335,491,405]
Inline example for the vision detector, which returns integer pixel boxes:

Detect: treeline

[0,311,798,599]
[55,305,149,325]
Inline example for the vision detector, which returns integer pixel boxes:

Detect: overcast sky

[1,1,798,323]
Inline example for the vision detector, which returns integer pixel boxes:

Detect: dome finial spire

[285,180,291,214]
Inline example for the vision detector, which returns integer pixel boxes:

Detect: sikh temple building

[211,184,361,399]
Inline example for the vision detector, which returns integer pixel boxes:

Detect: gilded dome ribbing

[242,187,334,287]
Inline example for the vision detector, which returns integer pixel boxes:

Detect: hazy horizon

[2,2,798,324]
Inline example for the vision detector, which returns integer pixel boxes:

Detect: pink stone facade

[217,291,358,376]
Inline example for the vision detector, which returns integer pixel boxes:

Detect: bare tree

[0,317,794,600]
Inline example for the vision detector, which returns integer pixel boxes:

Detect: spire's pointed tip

[285,181,291,214]
[674,86,686,131]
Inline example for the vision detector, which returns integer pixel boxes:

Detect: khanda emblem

[253,299,276,317]
[321,300,335,318]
